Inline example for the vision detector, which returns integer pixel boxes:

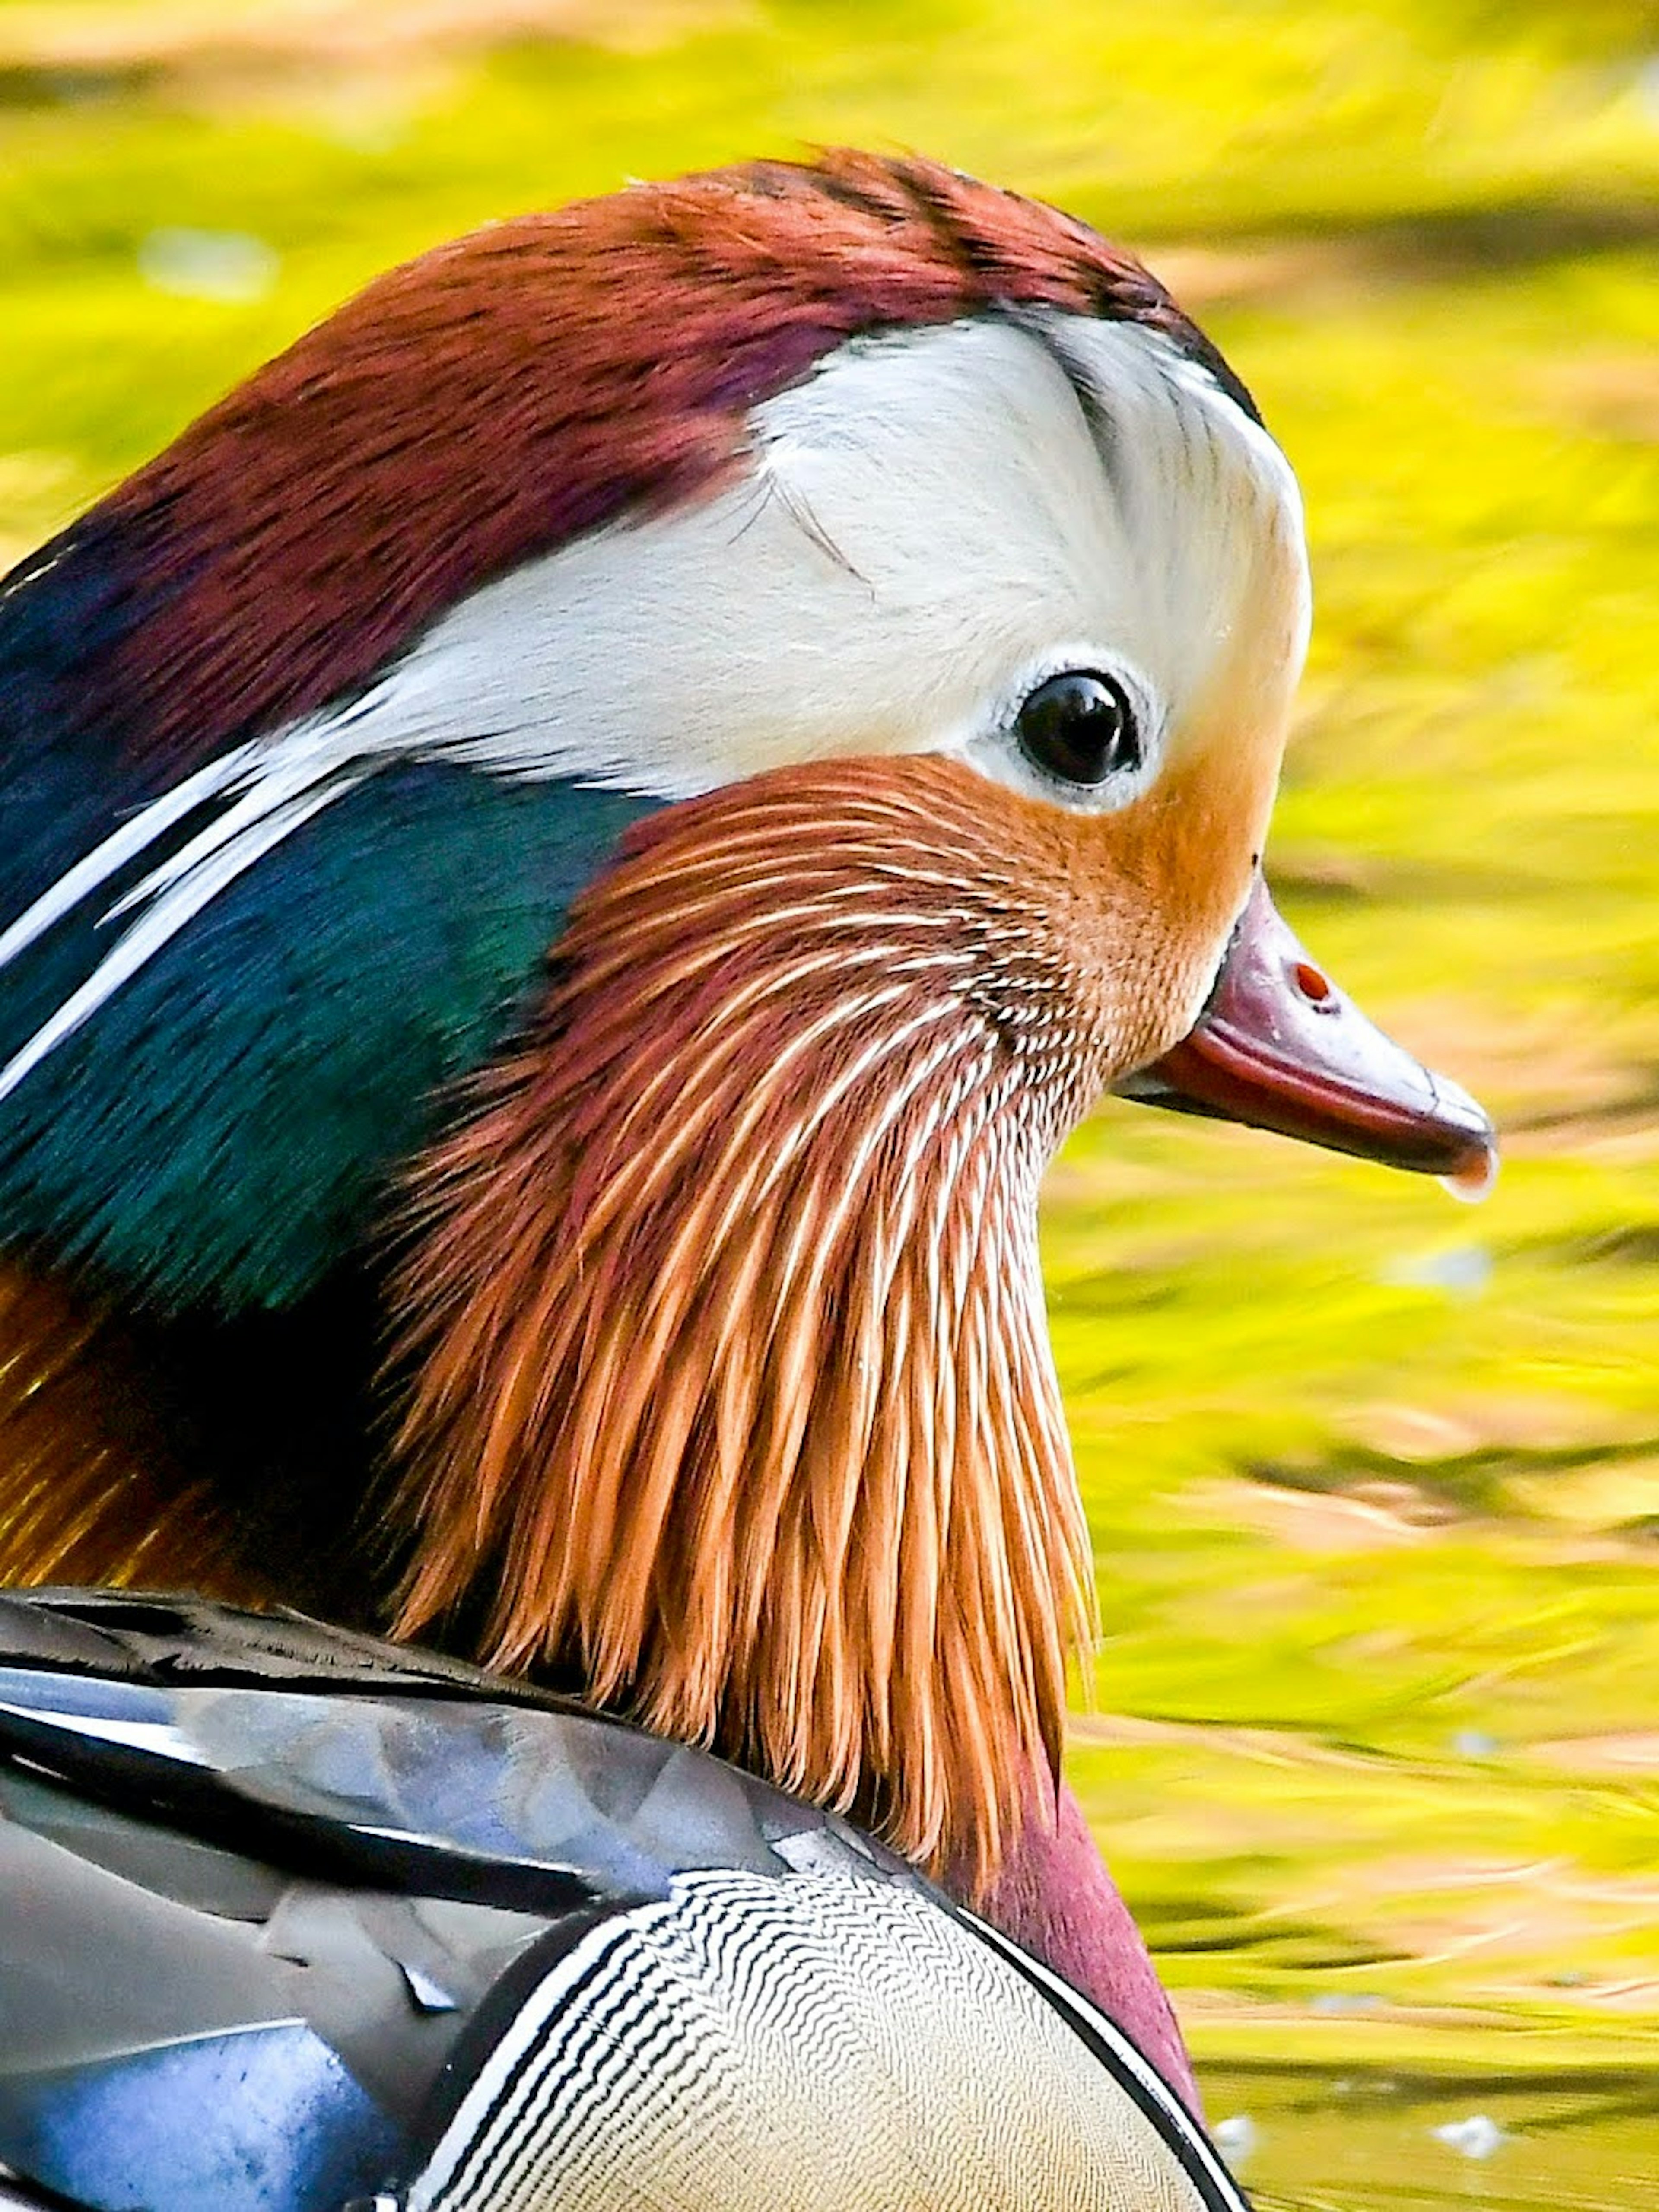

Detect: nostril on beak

[1291,960,1335,1008]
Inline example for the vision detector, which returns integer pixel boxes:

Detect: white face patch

[367,314,1310,812]
[0,311,1312,1105]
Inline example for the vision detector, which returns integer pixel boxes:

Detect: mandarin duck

[0,152,1495,2210]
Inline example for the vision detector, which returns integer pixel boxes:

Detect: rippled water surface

[1205,2068,1656,2212]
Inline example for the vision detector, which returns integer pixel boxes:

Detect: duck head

[0,146,1494,1884]
[0,151,1488,1319]
[0,153,1497,2115]
[372,160,1494,1902]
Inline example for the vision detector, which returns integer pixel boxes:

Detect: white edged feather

[0,746,375,1106]
[0,743,257,974]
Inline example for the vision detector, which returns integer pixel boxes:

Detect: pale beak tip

[1439,1136,1500,1205]
[1423,1071,1499,1201]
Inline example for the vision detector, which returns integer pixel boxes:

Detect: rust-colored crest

[56,149,1249,774]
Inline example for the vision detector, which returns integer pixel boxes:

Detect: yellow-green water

[1,3,1655,2200]
[1203,2061,1654,2209]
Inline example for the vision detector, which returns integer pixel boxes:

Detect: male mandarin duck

[0,153,1495,2209]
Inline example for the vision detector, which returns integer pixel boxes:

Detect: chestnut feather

[388,746,1264,1890]
[54,149,1243,774]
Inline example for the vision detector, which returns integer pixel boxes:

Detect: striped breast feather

[405,1871,1248,2212]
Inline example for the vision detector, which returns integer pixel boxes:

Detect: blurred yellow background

[1,3,1655,2199]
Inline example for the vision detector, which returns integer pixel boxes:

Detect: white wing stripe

[102,730,373,924]
[0,743,257,975]
[0,767,370,1106]
[961,1910,1249,2211]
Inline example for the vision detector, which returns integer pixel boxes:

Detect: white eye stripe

[335,313,1299,801]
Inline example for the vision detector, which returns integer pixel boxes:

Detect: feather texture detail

[388,749,1259,1891]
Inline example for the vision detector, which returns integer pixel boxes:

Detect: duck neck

[388,759,1103,1891]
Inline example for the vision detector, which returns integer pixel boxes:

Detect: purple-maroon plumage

[20,150,1249,777]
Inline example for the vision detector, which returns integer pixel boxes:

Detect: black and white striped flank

[407,1870,1249,2212]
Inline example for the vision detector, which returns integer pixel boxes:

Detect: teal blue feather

[0,764,653,1312]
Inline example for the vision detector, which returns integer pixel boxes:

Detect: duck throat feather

[389,753,1217,1891]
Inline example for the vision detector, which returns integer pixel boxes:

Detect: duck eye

[1015,671,1141,788]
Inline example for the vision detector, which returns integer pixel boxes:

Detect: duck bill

[1116,877,1498,1195]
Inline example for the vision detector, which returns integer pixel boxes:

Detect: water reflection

[1202,2066,1657,2211]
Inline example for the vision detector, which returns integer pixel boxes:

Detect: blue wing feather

[0,1592,1249,2212]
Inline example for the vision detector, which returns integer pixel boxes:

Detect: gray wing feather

[0,1591,1245,2212]
[0,1590,929,2212]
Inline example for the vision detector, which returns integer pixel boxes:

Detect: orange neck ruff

[389,751,1255,1888]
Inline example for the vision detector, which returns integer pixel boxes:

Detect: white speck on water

[1213,2114,1258,2161]
[1434,2113,1506,2159]
[139,229,278,304]
[1381,1243,1493,1297]
[1452,1727,1499,1760]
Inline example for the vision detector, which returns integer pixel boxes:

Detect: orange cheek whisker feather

[385,755,1148,1894]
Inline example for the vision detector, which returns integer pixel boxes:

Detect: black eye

[1015,671,1141,788]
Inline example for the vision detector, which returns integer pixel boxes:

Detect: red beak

[1117,877,1497,1195]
